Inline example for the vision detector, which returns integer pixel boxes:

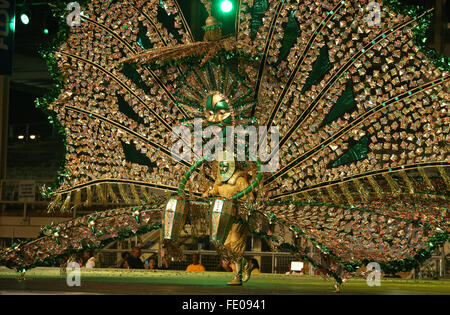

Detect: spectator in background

[119,252,130,268]
[186,253,206,272]
[126,246,145,269]
[144,248,169,270]
[144,256,157,270]
[250,258,260,274]
[81,250,96,269]
[160,247,169,269]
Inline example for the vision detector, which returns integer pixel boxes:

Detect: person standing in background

[186,253,206,272]
[81,250,96,269]
[126,246,145,269]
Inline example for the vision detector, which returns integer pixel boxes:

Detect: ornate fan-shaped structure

[1,0,448,282]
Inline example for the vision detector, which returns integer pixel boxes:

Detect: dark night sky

[9,90,48,124]
[9,0,60,125]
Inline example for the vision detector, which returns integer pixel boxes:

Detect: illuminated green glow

[10,16,15,32]
[20,13,29,25]
[220,0,232,13]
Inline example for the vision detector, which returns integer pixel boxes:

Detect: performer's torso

[216,181,245,199]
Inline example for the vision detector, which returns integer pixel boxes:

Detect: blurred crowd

[117,246,261,274]
[61,246,263,274]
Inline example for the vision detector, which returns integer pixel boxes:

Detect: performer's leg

[225,223,248,285]
[228,259,243,285]
[242,256,253,282]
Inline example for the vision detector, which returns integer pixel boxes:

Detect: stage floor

[0,267,449,295]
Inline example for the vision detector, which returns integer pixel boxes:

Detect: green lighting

[220,0,232,13]
[10,16,16,32]
[43,28,49,34]
[20,13,29,25]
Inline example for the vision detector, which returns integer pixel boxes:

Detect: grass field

[0,267,449,295]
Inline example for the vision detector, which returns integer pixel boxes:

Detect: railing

[0,179,130,217]
[96,250,448,278]
[96,249,298,274]
[0,179,55,216]
[0,179,53,201]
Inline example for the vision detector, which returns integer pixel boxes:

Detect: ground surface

[0,267,449,295]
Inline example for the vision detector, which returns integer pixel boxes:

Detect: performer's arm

[235,177,250,200]
[161,248,169,269]
[202,181,219,198]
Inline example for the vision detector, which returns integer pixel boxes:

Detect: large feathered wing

[233,0,449,271]
[40,0,210,210]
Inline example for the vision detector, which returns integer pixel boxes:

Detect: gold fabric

[224,223,248,257]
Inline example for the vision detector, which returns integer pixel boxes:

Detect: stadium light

[10,16,16,32]
[220,0,232,13]
[20,13,30,25]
